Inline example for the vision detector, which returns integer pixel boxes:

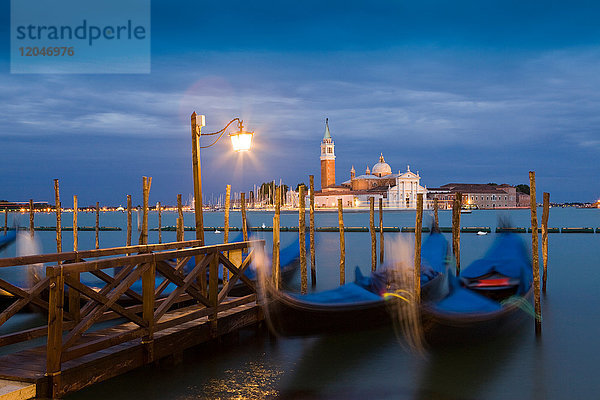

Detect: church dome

[372,153,392,177]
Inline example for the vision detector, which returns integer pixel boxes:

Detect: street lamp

[190,112,254,245]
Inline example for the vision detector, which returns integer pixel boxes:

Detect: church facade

[314,120,428,209]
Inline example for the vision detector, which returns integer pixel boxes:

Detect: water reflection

[200,360,285,400]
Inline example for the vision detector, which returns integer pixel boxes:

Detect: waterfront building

[427,183,522,209]
[314,120,427,208]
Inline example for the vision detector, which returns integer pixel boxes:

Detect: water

[1,208,599,399]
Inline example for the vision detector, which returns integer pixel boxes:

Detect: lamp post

[190,112,254,245]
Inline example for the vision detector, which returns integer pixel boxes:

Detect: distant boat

[460,209,472,214]
[477,231,488,235]
[214,229,221,234]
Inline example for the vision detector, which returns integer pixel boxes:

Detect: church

[314,119,428,209]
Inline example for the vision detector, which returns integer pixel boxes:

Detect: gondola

[263,230,449,337]
[421,232,534,345]
[0,231,17,252]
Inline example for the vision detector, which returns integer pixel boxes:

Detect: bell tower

[320,118,336,189]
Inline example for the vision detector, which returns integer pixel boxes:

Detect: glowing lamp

[229,126,254,152]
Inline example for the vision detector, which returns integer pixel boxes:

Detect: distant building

[427,183,520,209]
[314,120,427,208]
[0,201,51,211]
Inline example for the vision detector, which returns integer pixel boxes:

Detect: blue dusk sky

[1,0,600,206]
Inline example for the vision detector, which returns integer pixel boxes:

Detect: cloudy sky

[1,0,600,205]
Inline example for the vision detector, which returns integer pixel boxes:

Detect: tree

[515,184,530,195]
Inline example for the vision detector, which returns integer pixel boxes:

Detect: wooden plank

[46,273,64,375]
[0,239,259,268]
[217,251,255,302]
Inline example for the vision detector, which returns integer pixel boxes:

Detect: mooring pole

[452,192,462,275]
[369,197,376,272]
[309,175,316,286]
[95,202,100,250]
[433,198,439,228]
[73,196,78,251]
[530,171,542,336]
[191,112,205,245]
[3,208,7,234]
[140,177,151,245]
[299,185,307,294]
[241,192,248,242]
[379,197,384,264]
[542,192,550,294]
[273,186,281,290]
[70,195,81,322]
[224,185,231,244]
[177,194,184,242]
[414,193,423,301]
[29,199,34,238]
[126,195,132,247]
[223,185,231,283]
[157,202,162,244]
[54,179,62,254]
[338,198,345,285]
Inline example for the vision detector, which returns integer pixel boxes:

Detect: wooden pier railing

[0,239,264,398]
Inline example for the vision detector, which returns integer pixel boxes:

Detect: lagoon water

[1,207,599,399]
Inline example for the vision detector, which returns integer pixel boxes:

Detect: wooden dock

[0,239,264,398]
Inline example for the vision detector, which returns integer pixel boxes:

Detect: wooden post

[241,192,248,241]
[70,195,80,322]
[140,177,152,245]
[414,193,424,301]
[379,198,384,264]
[157,202,162,244]
[95,202,100,249]
[530,171,541,336]
[46,267,64,394]
[223,185,231,283]
[208,251,219,335]
[73,196,78,251]
[54,179,62,254]
[299,185,307,294]
[224,185,231,244]
[542,192,550,294]
[177,194,184,242]
[433,198,439,228]
[141,258,156,362]
[338,198,345,285]
[126,195,132,247]
[29,199,34,237]
[452,192,462,275]
[190,112,205,245]
[369,197,376,272]
[3,208,7,234]
[309,175,316,286]
[272,187,281,289]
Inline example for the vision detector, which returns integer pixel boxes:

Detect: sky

[1,0,600,206]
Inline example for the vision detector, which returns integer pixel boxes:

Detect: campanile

[320,118,336,189]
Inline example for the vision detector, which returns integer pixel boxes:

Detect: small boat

[477,231,488,236]
[0,231,17,251]
[421,232,533,345]
[263,231,449,337]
